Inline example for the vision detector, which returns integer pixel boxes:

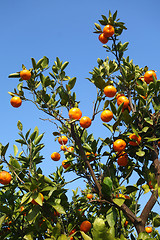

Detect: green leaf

[51,203,65,214]
[34,133,44,145]
[106,207,117,227]
[21,192,32,205]
[0,215,6,230]
[29,131,37,142]
[103,123,113,133]
[92,217,113,240]
[9,157,21,170]
[142,184,150,194]
[81,232,92,240]
[94,76,106,89]
[94,23,102,31]
[8,72,20,78]
[27,207,40,223]
[138,232,152,240]
[41,56,49,68]
[61,61,69,71]
[57,235,68,240]
[13,144,18,156]
[17,120,23,131]
[67,77,76,90]
[124,186,138,194]
[24,232,34,240]
[110,101,117,115]
[136,150,145,157]
[83,143,92,152]
[102,177,113,196]
[112,198,125,207]
[31,58,37,69]
[1,143,9,156]
[153,215,160,227]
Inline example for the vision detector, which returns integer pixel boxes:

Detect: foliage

[0,10,160,239]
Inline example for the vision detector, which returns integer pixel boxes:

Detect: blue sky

[0,0,160,221]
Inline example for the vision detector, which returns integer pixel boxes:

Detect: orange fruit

[31,193,44,205]
[67,146,74,152]
[101,110,113,122]
[20,69,31,80]
[80,116,92,128]
[10,96,22,108]
[144,70,157,84]
[103,25,115,38]
[0,171,12,185]
[20,206,26,216]
[104,85,117,98]
[51,152,61,161]
[58,136,68,145]
[116,93,125,99]
[69,108,82,120]
[62,160,71,169]
[158,141,160,148]
[117,151,128,166]
[98,33,108,44]
[113,139,126,152]
[124,220,128,227]
[117,96,129,109]
[80,220,92,233]
[87,193,93,199]
[60,145,67,151]
[129,133,141,146]
[145,226,152,233]
[69,229,76,235]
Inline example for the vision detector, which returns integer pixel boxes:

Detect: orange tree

[1,10,160,239]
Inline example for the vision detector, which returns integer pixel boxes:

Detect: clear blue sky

[0,0,160,217]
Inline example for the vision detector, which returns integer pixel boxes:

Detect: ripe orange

[158,141,160,148]
[144,70,157,84]
[20,69,31,80]
[62,160,71,169]
[104,85,117,98]
[31,193,44,205]
[69,108,82,120]
[101,110,113,122]
[129,133,141,146]
[98,33,108,44]
[0,171,12,185]
[145,226,152,233]
[113,139,126,152]
[116,93,125,99]
[60,145,67,151]
[80,220,92,233]
[10,96,22,108]
[117,151,128,166]
[51,152,61,161]
[80,116,92,128]
[87,193,93,199]
[117,96,129,109]
[103,25,115,38]
[20,206,26,216]
[67,146,74,152]
[58,136,68,145]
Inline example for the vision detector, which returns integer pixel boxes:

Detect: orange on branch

[20,69,31,80]
[58,136,68,145]
[80,220,92,233]
[117,151,128,166]
[101,110,113,122]
[104,85,117,98]
[117,95,129,109]
[87,193,93,199]
[62,160,71,169]
[10,96,22,108]
[144,70,157,84]
[51,152,61,161]
[145,226,152,233]
[80,116,92,128]
[99,33,108,44]
[103,24,115,38]
[0,171,12,185]
[129,133,141,146]
[86,152,97,162]
[67,146,74,152]
[60,145,67,151]
[113,139,126,152]
[69,107,82,120]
